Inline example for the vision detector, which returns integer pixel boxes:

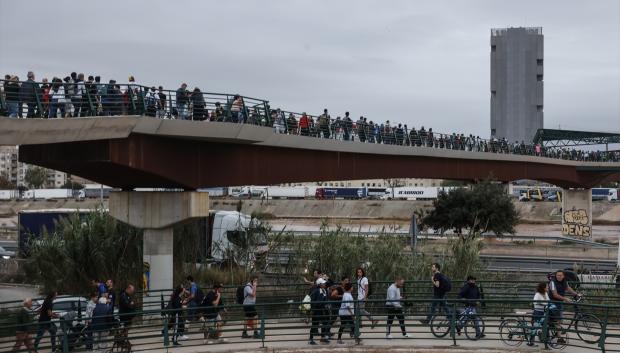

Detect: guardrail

[2,78,619,163]
[0,297,618,352]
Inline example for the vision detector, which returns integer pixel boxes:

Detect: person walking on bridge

[385,277,411,339]
[356,268,378,329]
[421,263,452,325]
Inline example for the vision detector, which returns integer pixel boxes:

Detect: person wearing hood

[456,275,484,339]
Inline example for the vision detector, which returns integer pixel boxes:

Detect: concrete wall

[491,27,544,143]
[561,189,593,237]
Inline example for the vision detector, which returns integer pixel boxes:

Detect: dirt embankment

[0,198,619,228]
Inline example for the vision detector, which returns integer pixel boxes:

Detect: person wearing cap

[203,283,226,343]
[309,278,329,345]
[91,296,114,352]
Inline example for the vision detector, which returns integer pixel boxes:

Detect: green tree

[24,209,142,294]
[24,166,48,189]
[421,181,519,236]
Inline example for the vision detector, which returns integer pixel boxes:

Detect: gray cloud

[1,0,618,137]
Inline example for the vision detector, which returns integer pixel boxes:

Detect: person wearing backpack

[356,268,378,329]
[241,276,260,339]
[421,263,452,325]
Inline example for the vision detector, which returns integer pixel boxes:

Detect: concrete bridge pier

[108,191,210,299]
[561,188,592,238]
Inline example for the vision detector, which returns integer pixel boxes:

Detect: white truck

[24,189,74,200]
[383,187,439,200]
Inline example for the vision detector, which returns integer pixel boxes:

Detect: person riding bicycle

[456,275,484,339]
[549,270,581,344]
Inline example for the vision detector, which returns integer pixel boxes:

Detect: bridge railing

[0,297,617,352]
[1,79,619,163]
[0,79,272,125]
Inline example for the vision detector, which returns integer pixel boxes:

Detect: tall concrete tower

[490,27,544,143]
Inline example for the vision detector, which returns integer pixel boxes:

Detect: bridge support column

[109,191,209,298]
[561,188,592,238]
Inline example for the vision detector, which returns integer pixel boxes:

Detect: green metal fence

[0,297,618,352]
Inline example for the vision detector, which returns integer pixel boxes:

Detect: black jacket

[309,286,327,311]
[19,79,41,102]
[457,283,481,307]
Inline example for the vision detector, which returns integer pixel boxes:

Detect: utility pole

[410,214,418,267]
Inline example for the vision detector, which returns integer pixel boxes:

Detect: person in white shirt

[337,283,355,344]
[529,282,550,347]
[385,277,411,339]
[356,268,378,329]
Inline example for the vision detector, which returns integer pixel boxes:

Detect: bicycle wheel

[464,315,485,341]
[575,313,602,344]
[547,326,568,350]
[499,318,525,347]
[430,315,451,338]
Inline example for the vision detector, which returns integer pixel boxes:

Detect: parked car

[0,246,15,259]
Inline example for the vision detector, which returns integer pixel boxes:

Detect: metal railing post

[62,319,69,353]
[354,300,361,344]
[260,306,265,348]
[86,87,95,117]
[450,302,457,346]
[542,305,549,349]
[33,84,43,117]
[599,306,608,353]
[264,102,271,126]
[128,86,136,115]
[162,311,170,347]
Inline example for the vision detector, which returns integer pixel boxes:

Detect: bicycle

[429,306,485,340]
[499,306,568,350]
[557,296,602,345]
[109,324,132,353]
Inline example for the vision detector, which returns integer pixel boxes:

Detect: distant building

[490,27,544,144]
[0,146,66,188]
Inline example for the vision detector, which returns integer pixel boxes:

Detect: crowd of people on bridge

[2,71,619,163]
[13,264,586,351]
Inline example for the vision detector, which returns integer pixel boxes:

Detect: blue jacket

[91,303,114,332]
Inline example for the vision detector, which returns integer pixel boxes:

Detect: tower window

[491,45,496,52]
[536,75,543,81]
[491,90,496,96]
[536,105,543,112]
[537,59,543,65]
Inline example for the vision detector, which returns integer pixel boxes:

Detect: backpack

[236,285,247,305]
[439,274,452,292]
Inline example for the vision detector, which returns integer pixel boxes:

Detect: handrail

[1,79,618,163]
[0,297,617,352]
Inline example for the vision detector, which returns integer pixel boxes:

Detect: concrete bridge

[1,116,619,189]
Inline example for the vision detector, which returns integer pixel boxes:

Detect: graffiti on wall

[562,209,591,237]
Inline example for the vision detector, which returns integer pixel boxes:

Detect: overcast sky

[1,0,618,137]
